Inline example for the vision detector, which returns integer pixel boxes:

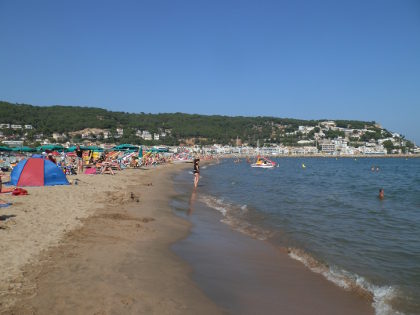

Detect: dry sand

[0,165,223,314]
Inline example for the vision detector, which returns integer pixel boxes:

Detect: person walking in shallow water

[193,158,200,188]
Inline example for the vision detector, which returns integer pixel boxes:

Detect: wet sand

[172,172,375,315]
[1,164,223,315]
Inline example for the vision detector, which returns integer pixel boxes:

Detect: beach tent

[10,157,69,186]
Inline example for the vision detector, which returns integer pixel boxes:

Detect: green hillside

[0,101,379,146]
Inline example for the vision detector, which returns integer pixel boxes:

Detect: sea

[174,157,420,315]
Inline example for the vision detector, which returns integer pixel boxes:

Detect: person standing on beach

[193,158,200,188]
[0,171,9,205]
[75,145,84,174]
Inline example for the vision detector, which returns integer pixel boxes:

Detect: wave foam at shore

[288,248,404,315]
[199,193,407,315]
[199,194,273,240]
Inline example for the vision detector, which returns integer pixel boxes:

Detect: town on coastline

[1,119,419,157]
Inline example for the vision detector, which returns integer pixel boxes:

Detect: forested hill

[0,101,379,145]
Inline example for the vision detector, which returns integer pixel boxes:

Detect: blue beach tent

[10,157,69,186]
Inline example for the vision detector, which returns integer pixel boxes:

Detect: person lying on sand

[101,161,115,175]
[0,176,11,206]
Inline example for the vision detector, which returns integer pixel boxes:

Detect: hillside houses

[0,118,418,155]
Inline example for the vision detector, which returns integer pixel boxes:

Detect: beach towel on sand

[12,188,28,196]
[84,168,97,175]
[0,203,12,208]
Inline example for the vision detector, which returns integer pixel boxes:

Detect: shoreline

[1,164,224,314]
[223,153,419,158]
[171,169,375,315]
[0,161,394,314]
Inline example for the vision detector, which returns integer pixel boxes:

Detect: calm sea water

[197,157,420,315]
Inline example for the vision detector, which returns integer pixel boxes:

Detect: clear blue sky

[1,0,419,143]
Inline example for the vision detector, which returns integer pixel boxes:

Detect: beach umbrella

[113,144,139,151]
[87,146,104,152]
[12,146,35,152]
[66,145,89,152]
[37,144,64,152]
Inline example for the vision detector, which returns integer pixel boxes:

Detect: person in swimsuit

[75,145,83,174]
[193,158,200,188]
[0,170,3,193]
[379,188,384,199]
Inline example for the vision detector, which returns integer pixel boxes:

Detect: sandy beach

[0,164,223,314]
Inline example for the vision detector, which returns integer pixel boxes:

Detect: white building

[298,126,315,134]
[142,131,152,141]
[81,132,92,139]
[11,124,22,130]
[25,125,34,129]
[361,144,387,155]
[260,146,279,156]
[297,140,314,145]
[116,128,124,136]
[321,142,335,154]
[2,140,24,147]
[52,132,66,140]
[0,124,10,129]
[320,121,336,129]
[102,131,110,139]
[153,133,160,141]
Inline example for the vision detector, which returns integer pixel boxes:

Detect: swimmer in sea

[379,188,384,199]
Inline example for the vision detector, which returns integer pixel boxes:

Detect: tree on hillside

[383,140,394,154]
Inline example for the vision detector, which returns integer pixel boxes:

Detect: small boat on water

[251,156,276,168]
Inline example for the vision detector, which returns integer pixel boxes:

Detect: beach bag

[84,168,97,175]
[12,188,28,196]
